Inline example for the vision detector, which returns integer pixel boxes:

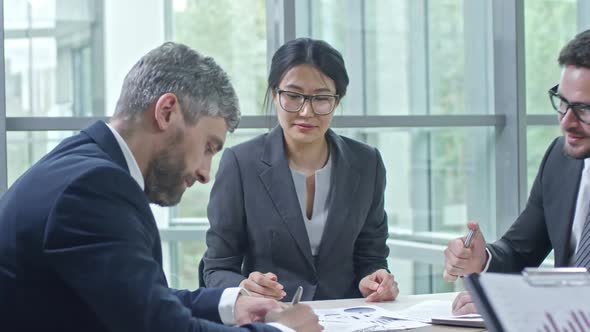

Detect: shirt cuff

[482,247,492,272]
[218,287,244,325]
[267,323,296,332]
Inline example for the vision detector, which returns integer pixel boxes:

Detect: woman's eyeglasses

[275,88,339,116]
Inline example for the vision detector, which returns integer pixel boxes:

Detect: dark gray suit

[203,126,389,301]
[488,136,582,272]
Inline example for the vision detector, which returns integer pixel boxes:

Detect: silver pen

[291,286,303,305]
[463,228,477,248]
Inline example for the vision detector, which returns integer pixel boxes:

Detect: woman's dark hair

[264,38,349,113]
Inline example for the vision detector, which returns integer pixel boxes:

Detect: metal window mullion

[578,0,590,32]
[91,0,105,117]
[6,117,109,131]
[4,115,506,131]
[168,241,180,288]
[163,0,173,41]
[265,0,296,70]
[345,0,365,117]
[527,114,559,126]
[5,28,56,39]
[282,0,296,43]
[158,227,449,267]
[407,0,430,234]
[464,0,495,236]
[26,2,35,173]
[492,0,527,238]
[0,0,7,194]
[407,0,431,295]
[265,0,281,70]
[294,0,311,37]
[387,239,445,267]
[160,226,209,242]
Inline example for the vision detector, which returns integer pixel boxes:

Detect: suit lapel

[317,130,360,258]
[81,121,161,263]
[259,126,315,271]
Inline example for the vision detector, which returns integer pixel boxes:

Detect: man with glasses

[443,29,590,315]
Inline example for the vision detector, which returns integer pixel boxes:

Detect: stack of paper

[314,300,484,331]
[388,300,484,328]
[314,305,429,332]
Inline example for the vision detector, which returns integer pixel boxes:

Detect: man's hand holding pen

[264,286,323,332]
[443,222,488,316]
[443,221,489,282]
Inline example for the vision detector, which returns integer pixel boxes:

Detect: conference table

[307,292,487,332]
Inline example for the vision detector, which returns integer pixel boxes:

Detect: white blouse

[290,155,332,256]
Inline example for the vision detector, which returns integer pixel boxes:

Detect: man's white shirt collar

[106,123,145,191]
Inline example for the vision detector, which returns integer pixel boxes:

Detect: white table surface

[306,292,487,332]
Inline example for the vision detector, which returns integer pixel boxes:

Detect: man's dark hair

[558,29,590,68]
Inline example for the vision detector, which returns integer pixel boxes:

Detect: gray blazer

[488,136,583,272]
[203,126,389,301]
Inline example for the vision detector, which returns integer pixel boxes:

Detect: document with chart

[465,271,590,332]
[388,300,484,327]
[314,305,429,331]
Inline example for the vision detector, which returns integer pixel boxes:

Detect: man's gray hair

[113,42,240,132]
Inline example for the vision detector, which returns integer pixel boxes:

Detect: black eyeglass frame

[548,84,590,125]
[275,88,340,116]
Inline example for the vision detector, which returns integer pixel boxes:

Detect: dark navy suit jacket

[0,121,278,332]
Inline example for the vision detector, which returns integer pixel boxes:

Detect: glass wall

[7,130,74,184]
[171,0,267,116]
[1,0,585,294]
[524,0,577,191]
[295,0,496,294]
[5,0,103,117]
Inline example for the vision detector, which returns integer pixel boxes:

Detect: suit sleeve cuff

[482,247,492,272]
[218,287,252,325]
[218,287,240,325]
[267,323,296,332]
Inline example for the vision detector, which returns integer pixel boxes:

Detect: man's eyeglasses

[549,84,590,124]
[275,88,339,116]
